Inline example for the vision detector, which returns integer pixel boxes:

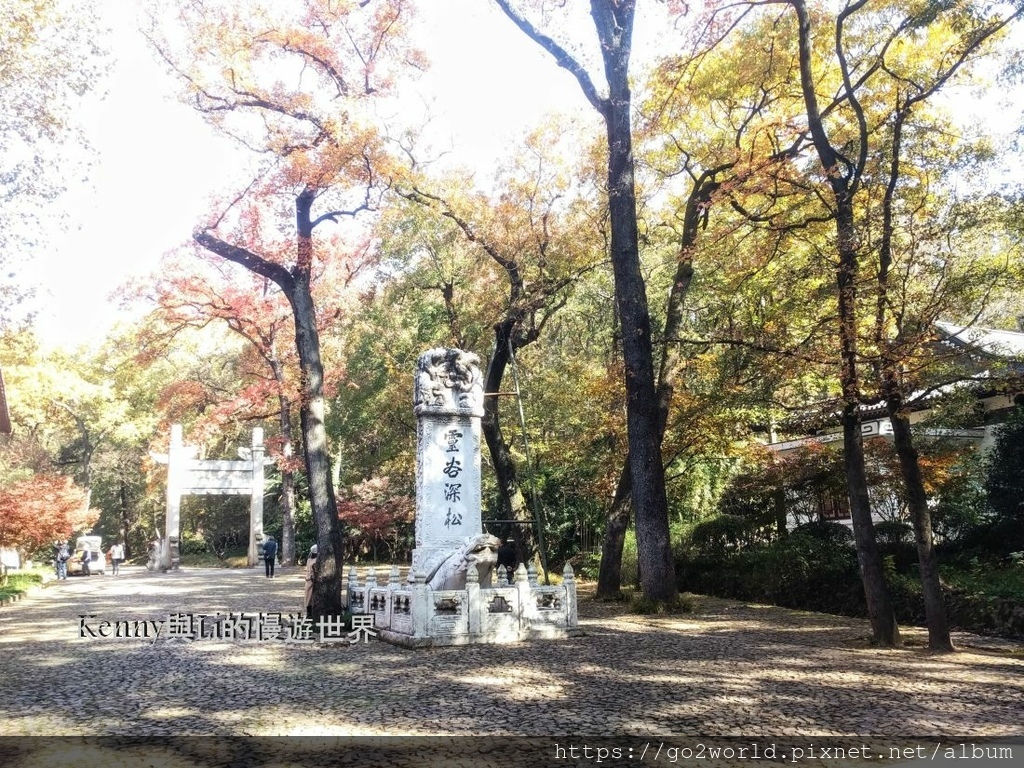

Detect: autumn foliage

[0,474,95,554]
[336,477,413,561]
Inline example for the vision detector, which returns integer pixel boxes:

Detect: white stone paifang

[158,425,271,569]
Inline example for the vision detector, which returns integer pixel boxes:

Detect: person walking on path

[54,541,69,580]
[80,543,92,576]
[304,544,318,618]
[109,542,125,575]
[263,535,278,578]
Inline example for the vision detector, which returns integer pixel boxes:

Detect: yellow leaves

[153,0,418,173]
[823,163,844,179]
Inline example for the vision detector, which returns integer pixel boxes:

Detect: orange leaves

[336,477,414,536]
[0,474,94,552]
[914,447,961,497]
[154,0,419,199]
[274,122,382,192]
[156,379,219,425]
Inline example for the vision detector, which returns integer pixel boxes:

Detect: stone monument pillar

[411,348,485,580]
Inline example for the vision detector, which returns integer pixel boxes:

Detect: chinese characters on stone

[442,429,464,529]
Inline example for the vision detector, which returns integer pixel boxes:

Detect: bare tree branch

[491,0,608,115]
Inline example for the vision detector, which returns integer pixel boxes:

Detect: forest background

[2,0,1024,642]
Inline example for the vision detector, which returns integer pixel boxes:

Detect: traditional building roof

[770,320,1023,442]
[934,321,1024,361]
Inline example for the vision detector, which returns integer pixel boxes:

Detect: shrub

[630,591,695,614]
[790,520,855,546]
[874,519,913,546]
[179,530,211,556]
[873,520,918,570]
[574,549,602,581]
[677,530,866,616]
[891,566,1024,639]
[690,514,758,554]
[986,403,1024,526]
[0,571,44,599]
[953,516,1024,561]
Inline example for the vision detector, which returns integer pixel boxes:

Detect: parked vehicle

[68,535,105,576]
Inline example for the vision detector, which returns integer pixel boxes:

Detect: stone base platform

[347,562,579,648]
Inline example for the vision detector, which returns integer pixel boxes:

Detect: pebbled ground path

[1,565,1021,765]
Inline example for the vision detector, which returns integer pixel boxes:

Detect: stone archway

[151,425,273,569]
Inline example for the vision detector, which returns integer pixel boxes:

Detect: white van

[68,535,105,576]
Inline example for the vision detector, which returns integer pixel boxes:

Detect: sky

[29,0,598,349]
[31,0,241,348]
[24,2,1024,350]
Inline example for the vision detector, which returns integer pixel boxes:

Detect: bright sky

[32,0,241,348]
[30,0,598,349]
[26,2,1024,349]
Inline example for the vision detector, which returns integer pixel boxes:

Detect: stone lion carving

[416,533,502,591]
[414,348,483,413]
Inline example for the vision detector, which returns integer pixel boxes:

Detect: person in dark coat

[54,541,70,580]
[263,535,278,578]
[496,538,517,583]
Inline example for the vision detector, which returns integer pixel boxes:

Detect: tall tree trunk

[275,381,297,567]
[194,187,345,616]
[836,200,899,647]
[596,177,701,597]
[494,0,677,603]
[873,105,952,651]
[483,323,536,565]
[119,478,132,559]
[596,461,632,597]
[884,388,954,651]
[791,0,899,646]
[842,405,900,645]
[280,446,297,565]
[293,189,344,616]
[598,3,677,604]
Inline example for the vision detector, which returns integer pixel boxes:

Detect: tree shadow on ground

[1,569,1021,752]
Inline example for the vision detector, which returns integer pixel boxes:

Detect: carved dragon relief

[414,347,484,416]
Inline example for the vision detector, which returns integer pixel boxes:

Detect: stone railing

[346,562,579,648]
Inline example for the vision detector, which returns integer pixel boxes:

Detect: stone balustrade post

[514,563,531,631]
[411,572,431,639]
[527,562,538,587]
[465,564,481,636]
[563,563,578,628]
